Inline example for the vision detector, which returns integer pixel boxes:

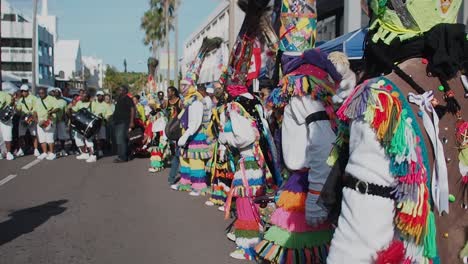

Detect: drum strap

[41,98,49,111]
[21,97,30,112]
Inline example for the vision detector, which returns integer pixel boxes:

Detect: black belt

[344,174,394,199]
[305,111,329,125]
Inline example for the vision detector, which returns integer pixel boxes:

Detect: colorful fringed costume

[174,37,222,194]
[207,104,234,206]
[326,1,467,263]
[221,96,273,260]
[145,111,168,172]
[255,1,341,263]
[176,91,212,193]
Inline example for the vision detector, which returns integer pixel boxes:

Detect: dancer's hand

[305,192,328,227]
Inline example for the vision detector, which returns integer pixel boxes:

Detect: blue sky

[10,0,222,72]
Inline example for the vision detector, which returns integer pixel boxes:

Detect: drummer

[16,84,39,157]
[33,87,59,160]
[70,91,97,163]
[0,89,15,160]
[93,91,113,157]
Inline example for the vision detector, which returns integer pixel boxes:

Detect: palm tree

[141,0,178,86]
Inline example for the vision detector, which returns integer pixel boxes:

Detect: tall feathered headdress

[183,37,224,86]
[219,0,273,92]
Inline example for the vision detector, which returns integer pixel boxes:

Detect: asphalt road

[0,154,247,264]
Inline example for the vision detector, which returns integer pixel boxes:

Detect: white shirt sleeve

[282,104,309,170]
[183,100,203,137]
[224,108,256,149]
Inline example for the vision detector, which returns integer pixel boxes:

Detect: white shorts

[0,121,13,142]
[74,131,94,148]
[96,126,106,140]
[56,121,70,141]
[37,123,56,144]
[19,121,37,137]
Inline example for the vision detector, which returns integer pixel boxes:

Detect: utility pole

[174,8,179,89]
[165,0,170,87]
[32,0,38,94]
[228,0,236,50]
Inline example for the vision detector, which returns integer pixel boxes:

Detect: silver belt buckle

[355,180,369,195]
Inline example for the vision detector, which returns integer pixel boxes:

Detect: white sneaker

[170,184,179,191]
[46,153,56,160]
[34,149,40,157]
[205,200,215,206]
[226,232,236,242]
[86,155,97,163]
[76,153,90,160]
[189,191,201,197]
[148,167,157,173]
[218,206,225,212]
[6,152,15,161]
[97,150,104,157]
[229,249,247,260]
[60,150,68,157]
[16,148,25,157]
[37,153,48,160]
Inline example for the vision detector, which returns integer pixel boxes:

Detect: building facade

[1,0,55,87]
[82,56,106,90]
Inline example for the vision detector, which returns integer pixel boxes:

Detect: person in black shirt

[112,85,135,163]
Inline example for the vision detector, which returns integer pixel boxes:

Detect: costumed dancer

[255,0,342,263]
[170,37,223,196]
[144,102,168,173]
[326,1,467,263]
[205,87,234,211]
[218,0,277,260]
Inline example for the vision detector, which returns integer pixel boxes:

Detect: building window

[1,38,33,48]
[2,14,16,22]
[49,47,53,57]
[2,62,32,72]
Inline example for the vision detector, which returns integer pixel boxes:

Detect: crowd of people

[1,0,467,263]
[0,84,152,163]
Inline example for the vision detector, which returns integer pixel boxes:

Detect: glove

[218,147,226,162]
[305,191,328,227]
[142,145,148,150]
[178,133,189,147]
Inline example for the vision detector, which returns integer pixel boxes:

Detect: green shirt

[136,104,146,122]
[55,98,68,122]
[93,101,113,120]
[34,96,58,122]
[17,94,37,115]
[0,91,12,108]
[72,101,91,112]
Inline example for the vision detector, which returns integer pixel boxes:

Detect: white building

[1,0,55,87]
[182,1,244,84]
[82,56,106,89]
[54,40,82,80]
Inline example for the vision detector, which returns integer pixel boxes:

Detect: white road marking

[0,174,17,186]
[21,159,41,170]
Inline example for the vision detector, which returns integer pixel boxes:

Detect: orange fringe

[234,219,259,231]
[277,191,307,212]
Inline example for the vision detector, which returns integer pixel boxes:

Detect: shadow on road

[0,199,68,246]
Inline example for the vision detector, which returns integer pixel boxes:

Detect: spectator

[112,85,135,163]
[164,86,183,185]
[157,91,165,105]
[132,94,147,123]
